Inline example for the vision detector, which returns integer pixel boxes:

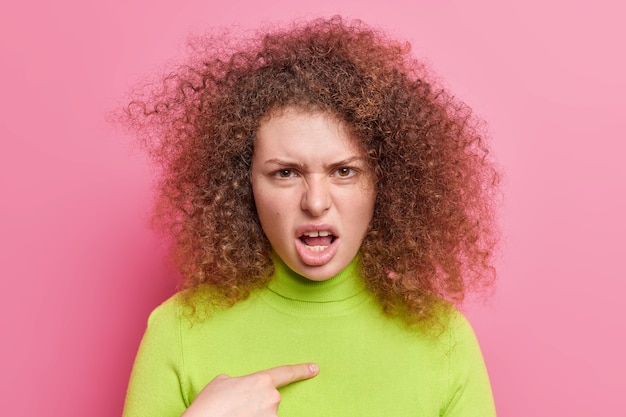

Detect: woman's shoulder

[407,301,477,339]
[431,305,487,366]
[144,292,185,330]
[444,306,476,334]
[145,286,256,331]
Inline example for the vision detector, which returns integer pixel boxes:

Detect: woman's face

[251,108,375,281]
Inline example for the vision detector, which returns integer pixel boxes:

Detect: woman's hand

[181,363,319,417]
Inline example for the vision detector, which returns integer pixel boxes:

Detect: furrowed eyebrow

[326,156,366,170]
[263,159,306,169]
[263,156,365,169]
[265,156,365,168]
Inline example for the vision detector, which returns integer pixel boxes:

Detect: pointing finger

[263,363,319,388]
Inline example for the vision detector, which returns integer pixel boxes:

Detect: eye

[274,169,297,178]
[335,167,356,177]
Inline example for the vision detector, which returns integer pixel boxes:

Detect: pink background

[1,1,624,415]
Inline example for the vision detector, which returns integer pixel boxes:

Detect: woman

[122,16,500,417]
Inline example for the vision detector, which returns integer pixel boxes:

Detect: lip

[295,223,339,266]
[295,223,339,237]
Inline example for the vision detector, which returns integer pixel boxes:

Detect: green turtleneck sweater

[123,258,496,416]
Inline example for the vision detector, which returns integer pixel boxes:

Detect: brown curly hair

[122,16,500,326]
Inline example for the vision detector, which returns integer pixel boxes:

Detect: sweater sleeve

[441,312,496,417]
[123,297,188,417]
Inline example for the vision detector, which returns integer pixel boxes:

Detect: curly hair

[122,16,500,326]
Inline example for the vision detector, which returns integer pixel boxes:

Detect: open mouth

[299,230,337,252]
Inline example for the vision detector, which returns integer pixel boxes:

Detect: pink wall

[1,1,624,415]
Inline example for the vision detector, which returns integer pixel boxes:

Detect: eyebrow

[263,156,366,169]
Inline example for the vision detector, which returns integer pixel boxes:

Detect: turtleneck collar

[260,254,371,316]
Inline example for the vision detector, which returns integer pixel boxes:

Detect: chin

[294,262,345,281]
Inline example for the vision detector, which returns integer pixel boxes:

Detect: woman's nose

[301,177,331,217]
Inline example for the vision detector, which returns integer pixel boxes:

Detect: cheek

[355,187,376,215]
[254,184,296,219]
[255,189,279,213]
[254,193,284,233]
[356,197,376,233]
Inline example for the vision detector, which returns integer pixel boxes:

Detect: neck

[266,254,366,303]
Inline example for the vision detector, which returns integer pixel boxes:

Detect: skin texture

[251,108,375,281]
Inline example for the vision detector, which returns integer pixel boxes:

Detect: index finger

[263,363,320,388]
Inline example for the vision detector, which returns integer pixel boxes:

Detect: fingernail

[309,363,319,374]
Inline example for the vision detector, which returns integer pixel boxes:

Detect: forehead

[254,107,363,157]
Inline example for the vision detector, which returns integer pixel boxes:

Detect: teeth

[308,245,329,252]
[303,230,331,237]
